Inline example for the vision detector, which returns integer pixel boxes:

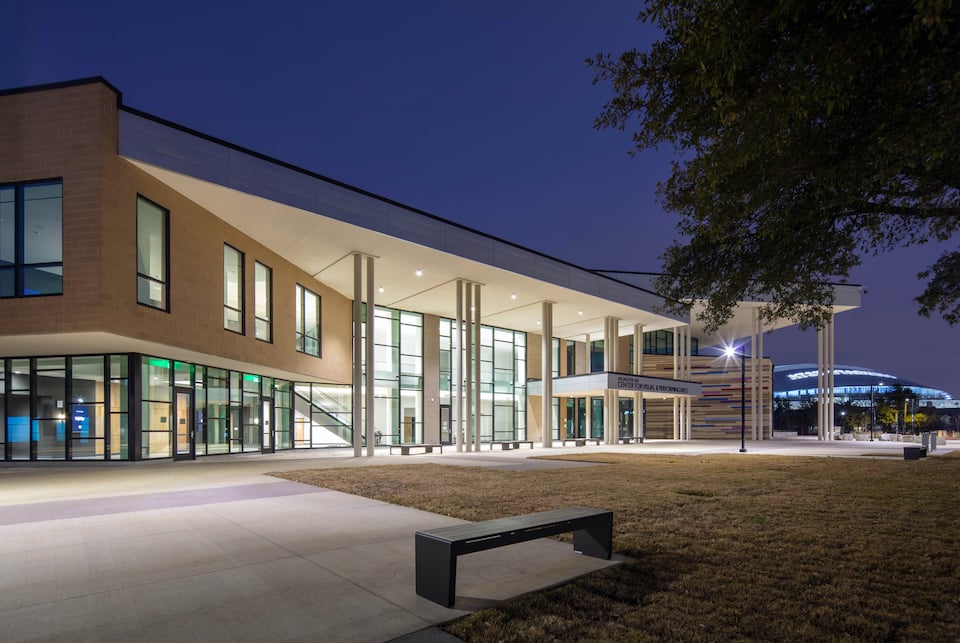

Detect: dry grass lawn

[275,454,960,641]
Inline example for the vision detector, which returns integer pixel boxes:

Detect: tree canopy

[589,0,959,332]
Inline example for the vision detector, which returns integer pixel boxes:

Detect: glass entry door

[174,388,195,460]
[439,405,451,444]
[261,397,275,453]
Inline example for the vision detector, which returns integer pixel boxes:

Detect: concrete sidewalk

[0,450,617,643]
[0,436,953,642]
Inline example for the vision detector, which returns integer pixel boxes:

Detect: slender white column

[604,317,619,443]
[465,284,473,452]
[365,255,375,457]
[752,310,759,441]
[584,334,590,375]
[541,301,554,447]
[634,324,644,439]
[352,253,363,457]
[827,315,837,437]
[758,314,766,439]
[817,325,825,440]
[683,326,693,440]
[673,326,680,440]
[473,284,482,451]
[455,280,463,452]
[583,333,590,440]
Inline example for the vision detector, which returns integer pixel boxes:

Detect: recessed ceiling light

[578,310,583,316]
[378,286,384,293]
[537,320,541,325]
[415,268,423,277]
[511,293,517,299]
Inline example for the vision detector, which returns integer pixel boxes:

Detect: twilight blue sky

[2,1,957,396]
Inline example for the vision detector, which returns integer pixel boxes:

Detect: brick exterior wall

[0,80,352,384]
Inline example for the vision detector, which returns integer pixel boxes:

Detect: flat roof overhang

[527,372,702,399]
[595,272,863,344]
[118,109,687,340]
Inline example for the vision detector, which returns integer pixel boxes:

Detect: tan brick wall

[0,81,352,384]
[0,81,115,335]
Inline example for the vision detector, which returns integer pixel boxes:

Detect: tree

[589,1,960,332]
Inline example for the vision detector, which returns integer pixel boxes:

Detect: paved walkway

[0,436,953,642]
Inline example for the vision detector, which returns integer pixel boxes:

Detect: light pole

[725,345,747,453]
[870,384,875,441]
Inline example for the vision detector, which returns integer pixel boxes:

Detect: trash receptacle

[903,446,927,460]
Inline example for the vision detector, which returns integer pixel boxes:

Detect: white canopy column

[364,255,375,457]
[603,317,619,444]
[352,253,363,457]
[473,283,481,452]
[351,253,376,457]
[541,301,554,447]
[454,280,464,452]
[751,309,762,441]
[465,284,474,451]
[817,314,836,440]
[633,324,644,440]
[673,326,680,440]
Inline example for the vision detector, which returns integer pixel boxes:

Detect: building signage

[607,373,700,397]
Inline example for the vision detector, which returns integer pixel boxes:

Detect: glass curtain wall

[361,306,423,444]
[0,362,4,457]
[140,358,285,458]
[439,318,526,442]
[293,382,352,446]
[0,353,314,461]
[1,355,128,461]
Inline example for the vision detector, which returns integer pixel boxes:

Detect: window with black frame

[295,284,321,356]
[0,179,63,297]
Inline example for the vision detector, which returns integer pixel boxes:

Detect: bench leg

[416,534,457,607]
[573,513,613,560]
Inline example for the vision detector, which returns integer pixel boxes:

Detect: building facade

[1,78,838,462]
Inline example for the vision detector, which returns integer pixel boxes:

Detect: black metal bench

[619,436,644,444]
[388,443,443,455]
[489,440,535,450]
[415,506,613,607]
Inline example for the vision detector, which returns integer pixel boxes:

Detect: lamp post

[725,345,748,453]
[869,384,875,441]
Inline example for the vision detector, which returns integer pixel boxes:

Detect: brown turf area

[274,453,960,641]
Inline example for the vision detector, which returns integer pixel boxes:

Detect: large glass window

[71,356,105,460]
[205,367,230,455]
[223,244,244,333]
[641,330,699,357]
[35,357,66,460]
[255,262,272,342]
[136,196,168,310]
[361,306,422,445]
[110,355,129,460]
[439,318,526,443]
[0,179,63,297]
[141,357,172,458]
[296,284,321,357]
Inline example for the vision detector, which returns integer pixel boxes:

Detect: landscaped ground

[275,453,960,641]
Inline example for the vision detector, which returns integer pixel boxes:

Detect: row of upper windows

[1,180,319,359]
[136,194,322,357]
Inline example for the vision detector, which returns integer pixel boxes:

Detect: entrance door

[261,398,275,453]
[174,388,195,460]
[440,405,451,444]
